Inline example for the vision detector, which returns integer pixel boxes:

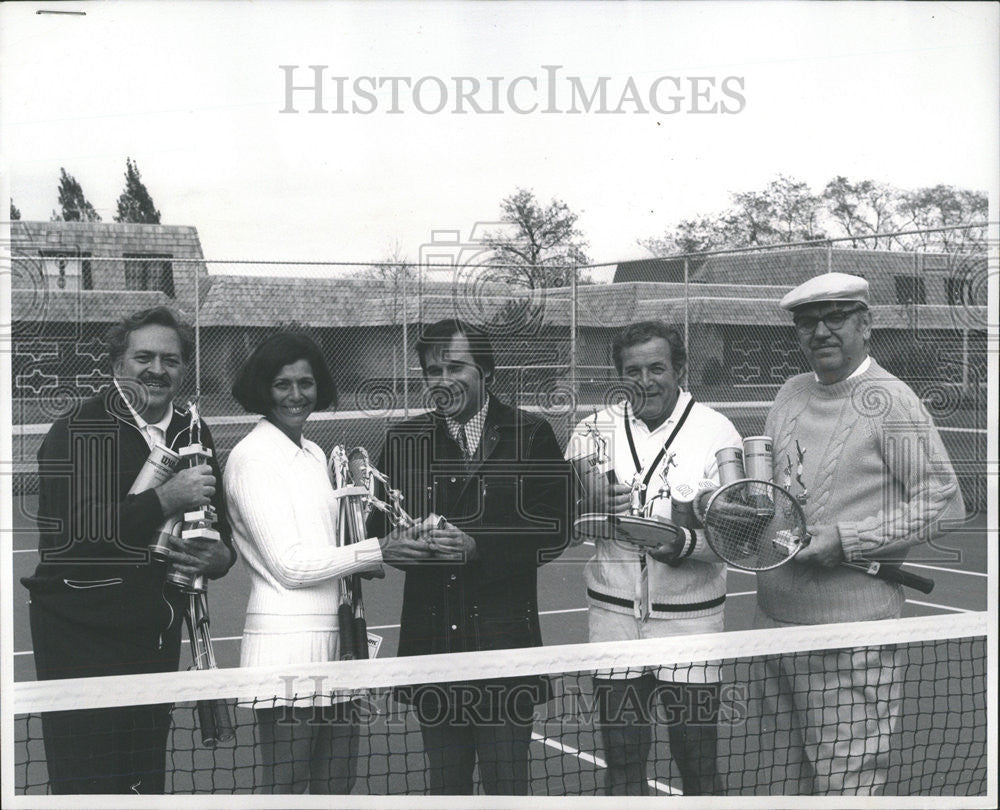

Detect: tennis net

[12,611,990,799]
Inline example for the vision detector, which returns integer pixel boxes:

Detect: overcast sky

[1,0,997,273]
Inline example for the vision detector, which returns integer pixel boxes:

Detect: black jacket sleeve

[467,417,572,582]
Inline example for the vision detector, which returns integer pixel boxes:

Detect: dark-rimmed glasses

[793,305,866,335]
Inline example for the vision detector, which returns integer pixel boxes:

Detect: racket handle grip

[197,699,219,748]
[353,616,369,659]
[338,603,357,660]
[856,561,935,594]
[212,699,236,743]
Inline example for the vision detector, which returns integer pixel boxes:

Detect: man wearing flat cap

[753,272,963,795]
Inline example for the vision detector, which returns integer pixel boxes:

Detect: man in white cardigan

[565,321,742,796]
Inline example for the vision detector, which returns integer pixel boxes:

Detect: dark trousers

[596,674,720,796]
[411,681,536,795]
[419,719,533,795]
[29,599,180,794]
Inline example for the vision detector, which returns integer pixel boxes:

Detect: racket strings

[705,482,808,570]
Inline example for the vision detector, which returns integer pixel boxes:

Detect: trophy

[359,456,421,529]
[129,401,233,746]
[329,445,373,660]
[572,421,685,556]
[641,453,676,517]
[793,440,808,505]
[173,403,221,593]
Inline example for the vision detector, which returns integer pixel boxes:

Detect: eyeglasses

[793,306,866,334]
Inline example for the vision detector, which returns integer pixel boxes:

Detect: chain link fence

[10,226,992,512]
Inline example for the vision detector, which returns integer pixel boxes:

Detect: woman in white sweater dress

[225,332,427,794]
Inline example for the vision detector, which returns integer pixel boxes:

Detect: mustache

[139,373,171,385]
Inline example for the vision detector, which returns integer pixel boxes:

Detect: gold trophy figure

[572,422,685,556]
[642,452,676,518]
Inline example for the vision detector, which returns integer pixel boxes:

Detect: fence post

[962,327,969,394]
[402,266,409,419]
[570,264,578,425]
[683,256,690,388]
[194,260,201,401]
[826,240,833,274]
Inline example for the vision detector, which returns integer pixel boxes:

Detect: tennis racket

[703,479,936,593]
[702,479,810,570]
[185,591,236,746]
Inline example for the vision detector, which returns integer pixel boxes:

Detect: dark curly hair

[611,321,686,375]
[232,331,337,414]
[106,306,195,366]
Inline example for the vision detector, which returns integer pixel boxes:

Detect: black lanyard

[624,396,696,507]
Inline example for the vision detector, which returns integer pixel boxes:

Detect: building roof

[11,250,985,333]
[11,220,210,312]
[10,289,177,323]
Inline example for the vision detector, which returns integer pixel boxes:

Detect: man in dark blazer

[368,318,572,795]
[21,306,235,794]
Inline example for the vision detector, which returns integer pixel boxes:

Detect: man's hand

[618,515,684,563]
[378,524,435,566]
[793,524,844,568]
[581,475,631,515]
[162,532,232,579]
[425,522,478,562]
[647,537,684,565]
[155,465,216,516]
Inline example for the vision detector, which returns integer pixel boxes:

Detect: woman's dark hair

[232,331,337,414]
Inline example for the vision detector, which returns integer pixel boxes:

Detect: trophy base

[573,513,683,552]
[181,527,221,543]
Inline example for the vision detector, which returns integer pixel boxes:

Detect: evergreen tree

[53,168,102,222]
[114,158,161,224]
[10,201,21,220]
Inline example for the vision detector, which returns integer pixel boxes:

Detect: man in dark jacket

[21,306,235,794]
[367,318,572,795]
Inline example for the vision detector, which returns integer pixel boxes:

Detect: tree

[482,188,590,289]
[639,215,730,256]
[642,175,986,256]
[641,175,825,256]
[114,158,161,224]
[764,175,825,243]
[364,241,416,321]
[822,176,903,248]
[52,168,102,222]
[10,201,20,220]
[896,185,987,251]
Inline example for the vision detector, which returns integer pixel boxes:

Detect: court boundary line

[529,731,680,796]
[9,594,981,657]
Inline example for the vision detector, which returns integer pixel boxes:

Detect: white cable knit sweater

[224,419,382,638]
[758,360,965,624]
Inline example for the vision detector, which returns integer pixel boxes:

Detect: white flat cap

[780,272,870,311]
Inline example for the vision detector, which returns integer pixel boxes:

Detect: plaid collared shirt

[445,395,490,458]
